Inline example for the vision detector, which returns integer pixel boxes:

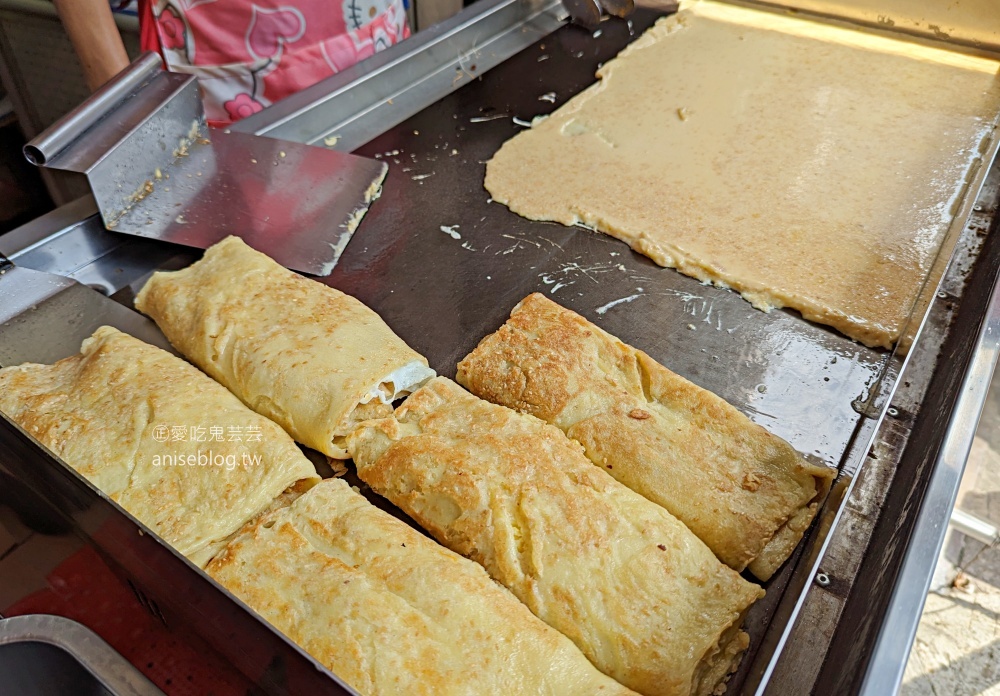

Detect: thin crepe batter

[485,0,1000,347]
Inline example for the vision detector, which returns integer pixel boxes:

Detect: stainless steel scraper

[24,53,386,276]
[0,253,172,368]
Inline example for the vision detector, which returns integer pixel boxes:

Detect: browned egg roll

[135,236,435,459]
[347,377,765,696]
[456,293,835,580]
[208,478,637,696]
[0,326,319,567]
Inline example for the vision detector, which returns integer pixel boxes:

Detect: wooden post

[52,0,130,92]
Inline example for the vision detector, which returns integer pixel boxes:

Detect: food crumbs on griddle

[687,324,696,330]
[657,544,666,551]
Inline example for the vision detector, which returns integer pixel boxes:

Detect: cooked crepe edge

[749,466,835,580]
[190,477,318,567]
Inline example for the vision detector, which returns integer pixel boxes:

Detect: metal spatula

[23,53,387,277]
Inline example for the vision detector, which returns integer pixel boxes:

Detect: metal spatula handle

[25,52,165,167]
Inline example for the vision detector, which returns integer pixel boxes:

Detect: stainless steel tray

[2,0,1000,694]
[0,614,165,696]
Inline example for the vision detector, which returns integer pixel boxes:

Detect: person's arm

[53,0,130,92]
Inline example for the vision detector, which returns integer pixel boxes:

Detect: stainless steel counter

[2,0,1000,693]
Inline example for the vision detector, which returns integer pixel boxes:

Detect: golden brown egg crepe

[348,377,764,696]
[135,236,434,459]
[208,479,638,696]
[0,326,319,567]
[457,293,834,580]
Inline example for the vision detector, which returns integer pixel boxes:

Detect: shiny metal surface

[858,267,1000,696]
[25,54,389,276]
[0,614,165,696]
[0,260,172,368]
[22,52,163,167]
[0,209,171,368]
[100,129,388,277]
[3,1,1000,693]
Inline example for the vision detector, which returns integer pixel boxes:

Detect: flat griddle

[315,10,889,693]
[2,2,998,695]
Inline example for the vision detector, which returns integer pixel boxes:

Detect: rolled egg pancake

[347,377,765,696]
[135,236,434,458]
[208,478,638,696]
[457,293,835,580]
[0,326,319,567]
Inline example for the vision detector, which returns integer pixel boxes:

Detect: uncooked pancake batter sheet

[485,0,1000,347]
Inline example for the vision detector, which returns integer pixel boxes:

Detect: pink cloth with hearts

[140,0,410,126]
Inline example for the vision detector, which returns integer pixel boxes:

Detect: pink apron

[140,0,410,126]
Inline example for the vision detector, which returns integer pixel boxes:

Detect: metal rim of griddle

[2,1,1000,694]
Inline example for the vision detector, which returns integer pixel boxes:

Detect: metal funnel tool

[24,53,387,277]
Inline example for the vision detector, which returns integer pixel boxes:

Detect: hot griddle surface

[3,9,893,694]
[314,9,889,692]
[332,9,885,470]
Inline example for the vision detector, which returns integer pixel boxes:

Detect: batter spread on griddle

[485,0,1000,347]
